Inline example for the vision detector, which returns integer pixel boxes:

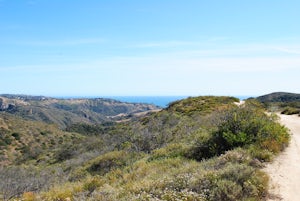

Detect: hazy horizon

[0,93,255,99]
[0,94,253,108]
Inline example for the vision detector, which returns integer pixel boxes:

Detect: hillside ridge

[0,94,160,128]
[256,92,300,103]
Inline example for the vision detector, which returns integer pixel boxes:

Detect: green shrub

[187,161,267,201]
[40,130,52,136]
[11,132,21,140]
[281,107,300,115]
[66,123,111,136]
[86,151,141,175]
[54,144,78,162]
[257,122,289,153]
[0,140,6,146]
[82,177,104,195]
[213,149,253,168]
[186,130,215,160]
[213,106,262,150]
[247,145,273,162]
[148,143,190,161]
[218,164,255,186]
[209,179,243,201]
[189,104,290,160]
[3,136,12,145]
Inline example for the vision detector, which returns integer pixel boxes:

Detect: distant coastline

[54,95,252,108]
[106,96,187,108]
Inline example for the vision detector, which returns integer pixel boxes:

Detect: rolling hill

[0,94,160,128]
[0,112,83,166]
[256,92,300,115]
[256,92,300,103]
[0,94,291,200]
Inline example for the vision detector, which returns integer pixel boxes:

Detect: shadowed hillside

[256,92,300,115]
[256,92,300,103]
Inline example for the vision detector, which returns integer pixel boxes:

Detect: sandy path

[264,114,300,201]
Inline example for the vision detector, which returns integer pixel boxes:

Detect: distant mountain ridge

[255,92,300,115]
[0,94,160,128]
[256,92,300,103]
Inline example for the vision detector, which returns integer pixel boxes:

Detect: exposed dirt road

[265,114,300,201]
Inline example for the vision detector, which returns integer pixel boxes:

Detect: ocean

[105,96,251,108]
[106,96,188,108]
[57,95,252,108]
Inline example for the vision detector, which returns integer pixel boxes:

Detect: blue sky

[0,0,300,96]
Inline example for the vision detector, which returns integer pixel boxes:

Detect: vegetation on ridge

[0,96,290,200]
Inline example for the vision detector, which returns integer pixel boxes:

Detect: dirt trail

[265,114,300,201]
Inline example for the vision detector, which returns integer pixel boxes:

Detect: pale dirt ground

[264,114,300,201]
[234,100,245,106]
